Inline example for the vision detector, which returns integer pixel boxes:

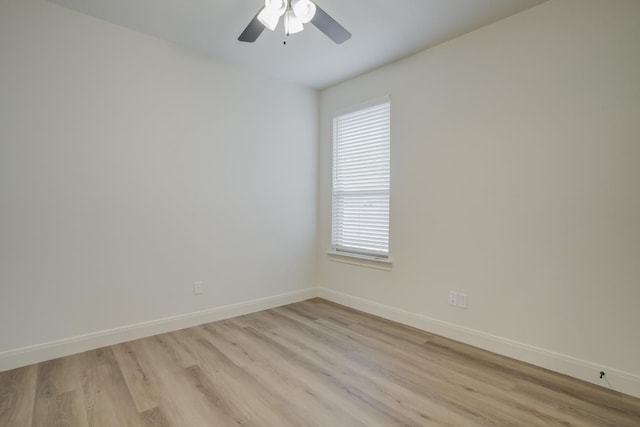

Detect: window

[331,97,390,261]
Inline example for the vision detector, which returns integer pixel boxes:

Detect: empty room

[1,0,639,425]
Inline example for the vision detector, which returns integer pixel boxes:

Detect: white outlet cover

[193,281,204,295]
[448,291,458,306]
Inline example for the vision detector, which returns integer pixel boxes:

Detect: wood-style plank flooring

[1,298,639,426]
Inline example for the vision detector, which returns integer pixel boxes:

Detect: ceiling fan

[238,0,351,44]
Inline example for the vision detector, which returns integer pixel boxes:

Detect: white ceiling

[50,0,547,89]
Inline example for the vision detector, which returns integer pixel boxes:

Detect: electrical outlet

[448,291,458,306]
[193,281,204,295]
[458,293,468,309]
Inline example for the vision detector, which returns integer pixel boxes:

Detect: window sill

[327,250,392,271]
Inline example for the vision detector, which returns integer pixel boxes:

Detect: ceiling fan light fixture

[257,7,280,31]
[284,9,304,35]
[291,0,316,24]
[238,0,350,44]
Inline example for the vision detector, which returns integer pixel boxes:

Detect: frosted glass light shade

[264,0,287,16]
[291,0,316,23]
[258,7,280,31]
[284,9,304,35]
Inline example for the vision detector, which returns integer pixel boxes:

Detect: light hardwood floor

[1,298,639,426]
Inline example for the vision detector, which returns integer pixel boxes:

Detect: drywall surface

[318,0,640,378]
[0,0,317,353]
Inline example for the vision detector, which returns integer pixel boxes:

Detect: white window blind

[332,98,390,259]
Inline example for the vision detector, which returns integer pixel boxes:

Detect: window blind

[332,99,390,258]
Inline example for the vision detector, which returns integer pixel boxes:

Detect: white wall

[0,0,317,355]
[318,0,640,384]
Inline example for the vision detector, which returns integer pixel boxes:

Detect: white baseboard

[317,288,640,399]
[3,286,638,399]
[0,288,318,372]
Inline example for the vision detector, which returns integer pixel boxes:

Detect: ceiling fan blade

[238,11,265,42]
[311,4,351,44]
